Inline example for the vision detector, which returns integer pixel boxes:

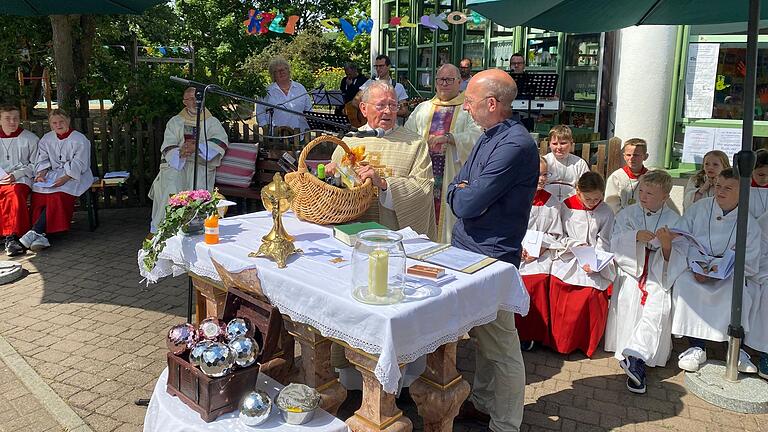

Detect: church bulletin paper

[684,43,720,119]
[713,128,743,162]
[682,126,716,164]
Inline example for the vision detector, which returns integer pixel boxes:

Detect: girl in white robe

[604,170,680,394]
[748,149,768,219]
[682,150,729,212]
[549,171,615,357]
[671,169,762,373]
[22,110,94,251]
[544,125,589,202]
[516,157,563,349]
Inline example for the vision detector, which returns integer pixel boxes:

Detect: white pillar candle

[368,249,389,297]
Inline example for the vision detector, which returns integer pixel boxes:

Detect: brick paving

[0,207,766,431]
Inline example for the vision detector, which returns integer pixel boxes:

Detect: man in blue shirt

[449,69,538,432]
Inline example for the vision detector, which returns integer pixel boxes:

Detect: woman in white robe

[516,157,563,349]
[544,125,589,202]
[671,169,761,373]
[682,150,729,212]
[23,109,94,250]
[549,171,615,357]
[604,170,681,394]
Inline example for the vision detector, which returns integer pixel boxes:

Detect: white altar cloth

[140,212,528,394]
[143,368,349,432]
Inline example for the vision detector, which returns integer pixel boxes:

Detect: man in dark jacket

[448,68,539,432]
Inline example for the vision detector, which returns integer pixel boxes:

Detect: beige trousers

[469,310,526,432]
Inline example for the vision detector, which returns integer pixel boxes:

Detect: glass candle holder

[351,229,406,305]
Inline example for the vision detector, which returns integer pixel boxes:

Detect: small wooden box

[166,287,284,422]
[166,352,259,422]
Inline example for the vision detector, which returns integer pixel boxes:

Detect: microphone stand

[172,77,352,138]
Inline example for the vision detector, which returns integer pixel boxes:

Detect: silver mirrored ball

[199,342,234,377]
[226,317,253,340]
[228,336,259,368]
[239,390,272,426]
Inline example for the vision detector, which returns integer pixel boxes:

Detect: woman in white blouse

[255,57,312,132]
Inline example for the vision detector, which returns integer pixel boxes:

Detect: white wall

[611,26,679,168]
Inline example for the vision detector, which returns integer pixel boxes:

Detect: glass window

[490,40,514,69]
[463,43,484,69]
[418,71,433,91]
[527,35,559,68]
[701,43,768,120]
[397,48,410,69]
[437,46,452,66]
[418,47,433,68]
[565,33,600,67]
[398,28,411,47]
[491,23,515,38]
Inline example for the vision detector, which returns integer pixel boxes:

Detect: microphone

[346,128,385,138]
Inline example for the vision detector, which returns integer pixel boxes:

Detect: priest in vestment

[404,64,482,243]
[0,105,39,256]
[331,80,436,239]
[604,170,680,394]
[24,109,94,251]
[670,169,761,374]
[148,87,228,233]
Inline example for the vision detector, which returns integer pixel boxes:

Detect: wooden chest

[166,287,283,422]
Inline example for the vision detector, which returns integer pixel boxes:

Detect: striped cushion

[215,142,259,188]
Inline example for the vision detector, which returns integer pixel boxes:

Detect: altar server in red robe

[604,170,680,394]
[604,138,649,214]
[21,109,94,251]
[516,156,563,350]
[0,105,38,256]
[549,171,615,357]
[544,125,589,202]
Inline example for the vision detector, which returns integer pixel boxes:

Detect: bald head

[471,69,518,105]
[463,69,518,129]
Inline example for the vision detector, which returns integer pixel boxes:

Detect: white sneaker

[678,347,707,372]
[18,230,37,249]
[738,349,758,374]
[21,231,50,252]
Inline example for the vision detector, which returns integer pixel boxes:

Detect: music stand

[311,89,345,107]
[510,72,558,131]
[304,111,351,133]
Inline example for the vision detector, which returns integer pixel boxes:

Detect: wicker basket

[285,135,375,225]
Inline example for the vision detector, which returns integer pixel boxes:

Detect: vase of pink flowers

[140,189,221,272]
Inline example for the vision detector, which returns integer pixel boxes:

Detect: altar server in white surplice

[671,168,761,374]
[544,125,589,202]
[604,138,649,214]
[604,170,680,394]
[549,171,615,357]
[515,156,563,351]
[744,211,768,379]
[748,149,768,219]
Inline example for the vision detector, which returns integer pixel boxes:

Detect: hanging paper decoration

[356,18,374,35]
[159,47,167,56]
[269,12,286,33]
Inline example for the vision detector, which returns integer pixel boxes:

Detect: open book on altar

[688,249,735,280]
[570,245,614,272]
[406,243,496,274]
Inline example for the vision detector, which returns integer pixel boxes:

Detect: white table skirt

[139,212,529,394]
[143,368,349,432]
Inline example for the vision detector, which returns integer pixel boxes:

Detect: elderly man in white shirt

[255,57,313,132]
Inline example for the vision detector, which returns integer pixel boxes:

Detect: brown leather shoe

[456,400,491,423]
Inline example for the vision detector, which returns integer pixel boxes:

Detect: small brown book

[406,264,445,279]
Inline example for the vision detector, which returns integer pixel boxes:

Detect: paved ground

[1,207,766,431]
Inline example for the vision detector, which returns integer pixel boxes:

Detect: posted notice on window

[684,43,720,119]
[682,126,742,164]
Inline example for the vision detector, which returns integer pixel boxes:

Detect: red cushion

[215,142,259,188]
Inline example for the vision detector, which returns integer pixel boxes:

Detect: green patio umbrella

[465,0,764,385]
[466,0,768,32]
[0,0,165,15]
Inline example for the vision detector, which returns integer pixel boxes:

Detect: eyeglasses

[510,61,525,66]
[436,77,457,85]
[374,64,388,68]
[464,95,497,105]
[369,103,399,112]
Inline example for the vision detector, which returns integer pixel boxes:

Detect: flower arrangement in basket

[285,135,376,225]
[140,189,221,272]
